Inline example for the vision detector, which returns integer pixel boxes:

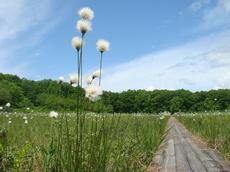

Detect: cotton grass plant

[44,6,112,171]
[40,6,166,172]
[96,39,110,86]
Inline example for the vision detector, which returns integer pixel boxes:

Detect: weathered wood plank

[148,117,230,172]
[174,125,208,172]
[162,139,176,172]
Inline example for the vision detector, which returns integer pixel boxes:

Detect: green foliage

[1,73,230,113]
[0,113,167,171]
[0,73,111,112]
[177,114,230,160]
[103,89,230,113]
[0,80,24,107]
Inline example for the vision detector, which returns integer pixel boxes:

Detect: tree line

[1,73,230,113]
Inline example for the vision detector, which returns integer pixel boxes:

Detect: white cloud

[206,47,230,65]
[102,30,230,92]
[215,72,230,88]
[198,0,230,30]
[0,0,63,77]
[0,0,52,42]
[189,0,211,11]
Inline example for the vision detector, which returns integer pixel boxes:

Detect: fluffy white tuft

[160,116,165,120]
[76,20,92,34]
[49,111,58,118]
[69,74,78,84]
[71,37,83,50]
[92,69,102,78]
[0,107,3,110]
[79,7,94,20]
[58,76,65,83]
[96,39,110,52]
[5,103,11,107]
[85,85,103,101]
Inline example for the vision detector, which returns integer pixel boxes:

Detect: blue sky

[1,0,230,92]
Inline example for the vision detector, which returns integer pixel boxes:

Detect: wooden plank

[149,117,230,172]
[162,139,176,172]
[174,125,208,172]
[174,140,193,172]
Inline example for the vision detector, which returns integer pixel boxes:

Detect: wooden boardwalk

[148,117,230,172]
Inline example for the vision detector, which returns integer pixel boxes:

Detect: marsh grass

[0,113,167,171]
[177,113,230,160]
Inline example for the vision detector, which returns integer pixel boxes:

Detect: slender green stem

[99,52,103,86]
[65,113,72,171]
[77,50,80,87]
[75,49,80,170]
[80,34,85,87]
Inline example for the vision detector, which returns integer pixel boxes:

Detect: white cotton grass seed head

[24,120,28,124]
[69,74,78,84]
[96,39,110,53]
[71,37,83,51]
[76,20,92,35]
[49,111,58,118]
[5,103,11,107]
[86,76,93,85]
[23,116,27,120]
[79,7,94,20]
[8,120,12,124]
[160,116,165,120]
[0,107,3,110]
[92,69,102,78]
[85,85,103,101]
[58,76,65,84]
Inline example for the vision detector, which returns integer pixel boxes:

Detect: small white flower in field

[0,106,3,110]
[76,20,92,34]
[86,76,93,85]
[79,7,94,20]
[26,107,30,110]
[23,116,27,120]
[92,69,102,78]
[24,120,28,124]
[57,76,65,84]
[96,39,110,53]
[85,85,103,101]
[71,37,83,51]
[49,111,59,118]
[5,103,11,107]
[6,114,9,118]
[69,74,78,84]
[8,120,12,124]
[160,116,165,120]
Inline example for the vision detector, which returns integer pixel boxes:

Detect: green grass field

[177,113,230,161]
[0,113,167,171]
